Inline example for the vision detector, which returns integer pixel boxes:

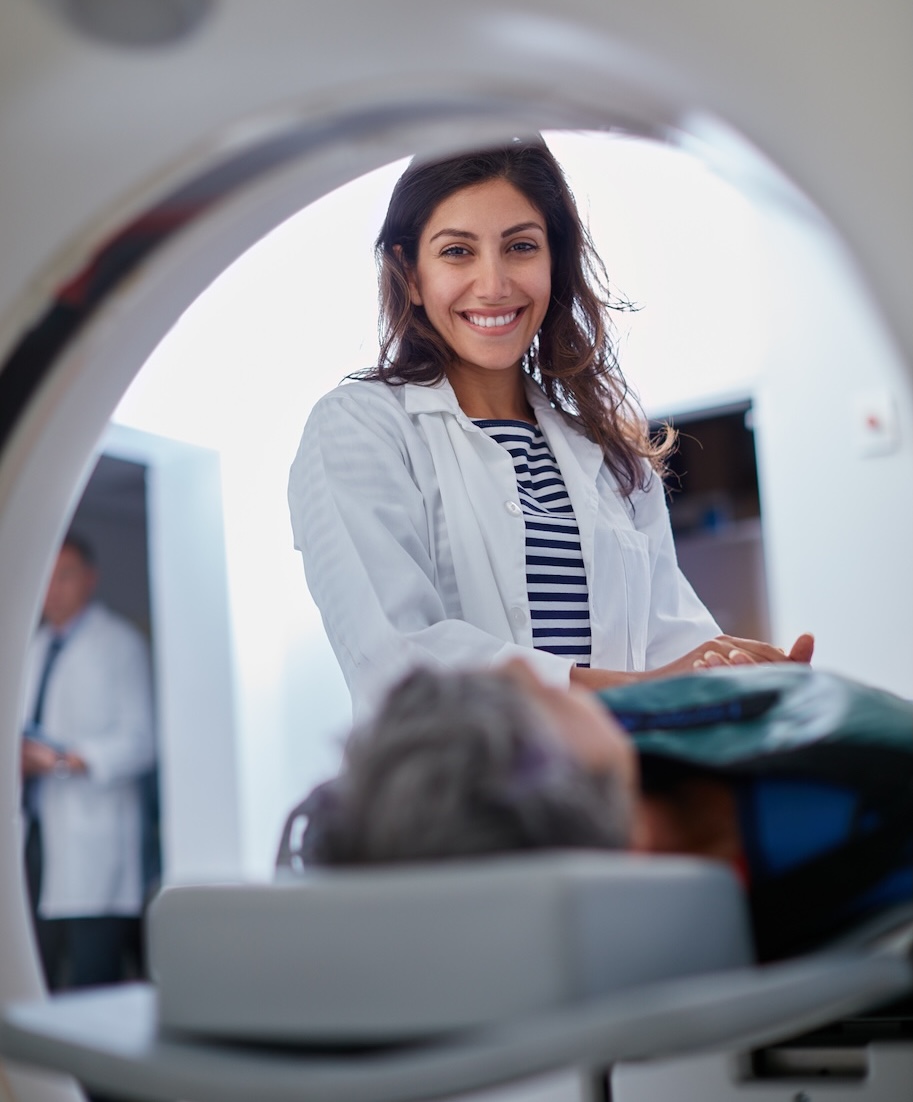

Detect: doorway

[660,402,771,643]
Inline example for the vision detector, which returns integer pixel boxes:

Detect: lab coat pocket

[612,528,651,670]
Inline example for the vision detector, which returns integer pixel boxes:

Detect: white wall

[752,206,913,694]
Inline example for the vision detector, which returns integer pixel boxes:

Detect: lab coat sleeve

[66,616,156,786]
[289,387,573,713]
[636,470,722,668]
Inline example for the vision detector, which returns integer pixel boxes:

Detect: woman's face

[406,178,552,380]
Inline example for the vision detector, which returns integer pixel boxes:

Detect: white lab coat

[289,375,719,719]
[21,603,156,917]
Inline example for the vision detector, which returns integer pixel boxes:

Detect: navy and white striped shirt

[475,420,592,666]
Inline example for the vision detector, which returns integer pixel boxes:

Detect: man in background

[21,532,156,990]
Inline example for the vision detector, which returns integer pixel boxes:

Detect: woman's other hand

[570,632,815,690]
[690,632,814,671]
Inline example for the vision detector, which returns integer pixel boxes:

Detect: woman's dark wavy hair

[366,136,673,496]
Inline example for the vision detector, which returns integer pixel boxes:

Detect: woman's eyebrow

[427,221,545,244]
[428,228,477,243]
[501,221,545,238]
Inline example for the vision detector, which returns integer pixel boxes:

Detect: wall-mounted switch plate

[853,390,900,457]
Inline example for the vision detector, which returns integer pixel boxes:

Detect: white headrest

[147,852,753,1042]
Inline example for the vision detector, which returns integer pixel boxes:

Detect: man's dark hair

[62,530,96,568]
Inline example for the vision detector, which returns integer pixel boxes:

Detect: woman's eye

[440,244,470,258]
[509,240,539,253]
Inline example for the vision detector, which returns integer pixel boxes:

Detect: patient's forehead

[496,661,638,788]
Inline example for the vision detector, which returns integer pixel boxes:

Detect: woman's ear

[407,277,423,307]
[395,244,423,306]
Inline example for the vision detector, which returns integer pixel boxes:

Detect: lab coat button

[509,606,527,627]
[505,501,522,516]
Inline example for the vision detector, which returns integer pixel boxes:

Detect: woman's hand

[570,632,815,691]
[684,631,814,672]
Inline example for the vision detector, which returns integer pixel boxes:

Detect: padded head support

[148,852,753,1042]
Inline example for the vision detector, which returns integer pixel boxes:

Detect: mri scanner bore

[1,4,911,1102]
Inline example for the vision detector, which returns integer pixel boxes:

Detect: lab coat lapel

[405,380,528,643]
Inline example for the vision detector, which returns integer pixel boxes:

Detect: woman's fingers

[692,646,751,670]
[720,633,815,665]
[788,633,815,663]
[691,632,815,672]
[717,635,787,663]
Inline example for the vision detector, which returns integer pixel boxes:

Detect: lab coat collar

[400,372,605,479]
[401,372,549,421]
[401,375,464,417]
[399,374,551,428]
[400,373,584,426]
[40,602,94,644]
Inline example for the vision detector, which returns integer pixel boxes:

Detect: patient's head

[283,662,637,868]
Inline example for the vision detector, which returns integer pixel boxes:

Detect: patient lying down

[280,661,913,962]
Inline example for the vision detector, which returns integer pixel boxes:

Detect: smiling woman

[287,136,813,720]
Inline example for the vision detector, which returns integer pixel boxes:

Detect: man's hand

[21,738,88,778]
[57,751,88,775]
[21,737,59,777]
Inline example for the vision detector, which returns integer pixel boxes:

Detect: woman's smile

[463,308,523,329]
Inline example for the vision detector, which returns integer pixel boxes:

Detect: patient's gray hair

[278,667,632,869]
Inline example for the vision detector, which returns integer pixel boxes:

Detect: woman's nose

[474,252,510,299]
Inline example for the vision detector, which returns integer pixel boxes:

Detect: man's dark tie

[31,633,65,728]
[23,633,65,817]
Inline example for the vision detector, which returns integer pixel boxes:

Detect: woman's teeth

[465,311,518,328]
